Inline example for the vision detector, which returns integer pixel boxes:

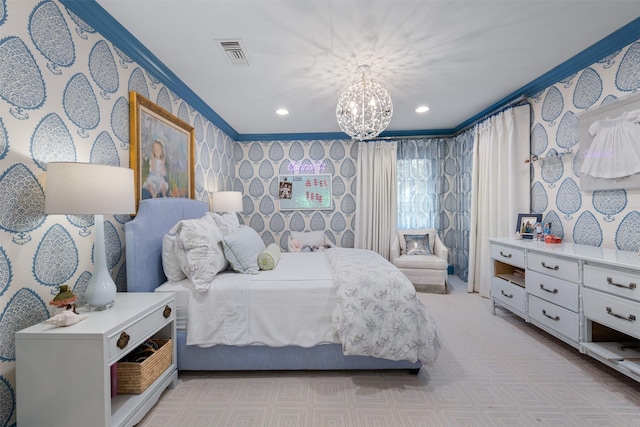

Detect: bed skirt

[175,332,421,372]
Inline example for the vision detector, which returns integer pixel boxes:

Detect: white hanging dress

[580,108,640,179]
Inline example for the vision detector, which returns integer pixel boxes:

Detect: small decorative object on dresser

[49,284,78,313]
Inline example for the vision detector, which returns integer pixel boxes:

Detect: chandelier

[336,65,393,141]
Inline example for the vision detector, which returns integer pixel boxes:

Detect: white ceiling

[94,1,640,137]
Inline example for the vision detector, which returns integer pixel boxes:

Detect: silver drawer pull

[542,309,560,321]
[499,251,512,259]
[606,306,636,322]
[539,284,558,294]
[541,262,559,271]
[606,277,637,290]
[501,290,513,299]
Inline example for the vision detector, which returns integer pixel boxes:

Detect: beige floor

[137,277,640,426]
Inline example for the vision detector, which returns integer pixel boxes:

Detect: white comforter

[186,253,337,348]
[326,248,442,366]
[186,248,441,366]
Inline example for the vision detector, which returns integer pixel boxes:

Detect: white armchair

[390,228,448,293]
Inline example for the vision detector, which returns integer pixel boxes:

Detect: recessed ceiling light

[415,106,430,113]
[276,108,289,115]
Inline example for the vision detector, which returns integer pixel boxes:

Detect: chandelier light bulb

[336,65,393,141]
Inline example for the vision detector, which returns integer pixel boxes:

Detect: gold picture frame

[129,91,195,212]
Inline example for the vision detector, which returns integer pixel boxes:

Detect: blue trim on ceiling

[59,0,239,140]
[59,1,640,141]
[235,128,455,142]
[454,16,640,133]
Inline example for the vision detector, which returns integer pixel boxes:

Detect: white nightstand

[16,292,177,427]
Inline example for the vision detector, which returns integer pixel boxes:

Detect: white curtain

[468,105,531,296]
[355,140,397,259]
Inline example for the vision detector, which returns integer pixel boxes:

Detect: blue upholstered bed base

[125,198,421,372]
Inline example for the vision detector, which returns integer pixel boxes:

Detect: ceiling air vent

[218,40,250,66]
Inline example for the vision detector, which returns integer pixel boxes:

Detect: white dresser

[16,293,177,427]
[489,237,640,382]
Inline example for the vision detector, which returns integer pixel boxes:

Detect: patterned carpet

[138,278,640,426]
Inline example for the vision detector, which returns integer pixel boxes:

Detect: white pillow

[207,212,241,236]
[174,215,227,292]
[222,226,266,274]
[162,224,186,282]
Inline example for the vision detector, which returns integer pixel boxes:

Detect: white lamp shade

[44,162,134,310]
[44,162,135,215]
[210,191,243,213]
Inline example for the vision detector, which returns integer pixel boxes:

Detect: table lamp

[210,191,243,213]
[44,162,135,310]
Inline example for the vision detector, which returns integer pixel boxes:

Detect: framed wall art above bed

[129,91,195,212]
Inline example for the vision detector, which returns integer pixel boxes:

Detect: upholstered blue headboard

[125,198,208,293]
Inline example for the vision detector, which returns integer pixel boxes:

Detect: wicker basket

[117,338,172,394]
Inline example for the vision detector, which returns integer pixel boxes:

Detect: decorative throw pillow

[288,230,329,252]
[257,243,281,270]
[207,212,241,236]
[222,225,266,274]
[174,215,227,292]
[161,224,187,282]
[398,229,436,255]
[404,234,432,255]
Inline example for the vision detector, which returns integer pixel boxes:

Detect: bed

[125,198,441,372]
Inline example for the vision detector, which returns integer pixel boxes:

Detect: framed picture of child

[130,91,195,212]
[515,213,542,239]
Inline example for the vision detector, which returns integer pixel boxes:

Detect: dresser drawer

[491,277,526,316]
[527,251,579,283]
[491,243,525,269]
[526,270,579,312]
[108,300,175,362]
[528,294,579,342]
[583,264,640,303]
[583,288,640,339]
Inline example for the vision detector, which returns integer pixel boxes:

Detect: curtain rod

[365,94,529,142]
[457,95,529,135]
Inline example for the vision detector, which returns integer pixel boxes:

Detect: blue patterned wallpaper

[234,139,358,249]
[442,131,474,281]
[0,2,235,424]
[529,41,640,250]
[1,1,640,425]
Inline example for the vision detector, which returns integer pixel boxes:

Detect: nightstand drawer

[108,300,175,361]
[583,288,640,339]
[491,244,525,269]
[583,264,640,303]
[527,252,579,283]
[526,270,579,312]
[528,295,579,342]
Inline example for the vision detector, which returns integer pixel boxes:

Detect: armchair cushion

[393,254,447,270]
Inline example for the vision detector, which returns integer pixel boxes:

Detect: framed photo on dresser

[516,213,542,239]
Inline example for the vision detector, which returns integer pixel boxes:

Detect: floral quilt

[326,248,442,366]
